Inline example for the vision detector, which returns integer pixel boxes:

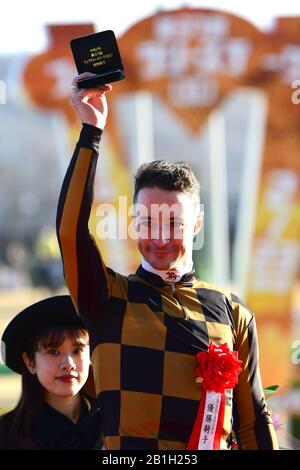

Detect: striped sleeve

[56,124,111,321]
[231,299,279,449]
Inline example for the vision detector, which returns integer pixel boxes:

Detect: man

[56,73,278,450]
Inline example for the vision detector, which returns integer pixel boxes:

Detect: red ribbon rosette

[187,342,242,450]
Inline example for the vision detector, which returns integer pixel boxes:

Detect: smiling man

[133,171,202,279]
[56,73,278,450]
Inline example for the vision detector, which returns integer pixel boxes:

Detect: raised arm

[56,74,112,322]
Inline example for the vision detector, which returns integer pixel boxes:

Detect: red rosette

[196,342,243,392]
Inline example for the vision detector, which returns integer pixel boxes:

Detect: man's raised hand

[70,73,112,130]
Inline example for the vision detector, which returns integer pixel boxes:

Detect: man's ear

[194,212,203,235]
[22,352,36,374]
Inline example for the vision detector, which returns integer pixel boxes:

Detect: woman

[0,295,102,449]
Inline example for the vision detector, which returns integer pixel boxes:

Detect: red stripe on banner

[213,392,226,449]
[187,389,207,450]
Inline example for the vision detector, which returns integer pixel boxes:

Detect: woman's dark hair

[0,325,89,450]
[133,160,200,205]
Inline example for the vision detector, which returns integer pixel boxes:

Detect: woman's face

[23,334,90,400]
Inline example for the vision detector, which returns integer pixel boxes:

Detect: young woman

[0,295,102,450]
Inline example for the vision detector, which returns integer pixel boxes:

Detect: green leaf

[263,385,279,396]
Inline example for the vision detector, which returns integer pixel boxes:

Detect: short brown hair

[133,160,200,205]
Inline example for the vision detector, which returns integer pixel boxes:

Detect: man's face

[134,187,202,271]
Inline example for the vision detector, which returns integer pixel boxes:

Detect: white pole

[208,109,230,286]
[135,91,154,166]
[232,90,267,297]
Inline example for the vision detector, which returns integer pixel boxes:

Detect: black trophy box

[70,30,125,88]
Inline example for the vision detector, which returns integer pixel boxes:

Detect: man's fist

[70,73,112,130]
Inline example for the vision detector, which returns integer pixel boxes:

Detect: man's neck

[142,258,193,283]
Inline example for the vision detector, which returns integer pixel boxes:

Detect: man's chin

[148,259,174,271]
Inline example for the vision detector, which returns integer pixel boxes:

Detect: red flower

[196,342,243,393]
